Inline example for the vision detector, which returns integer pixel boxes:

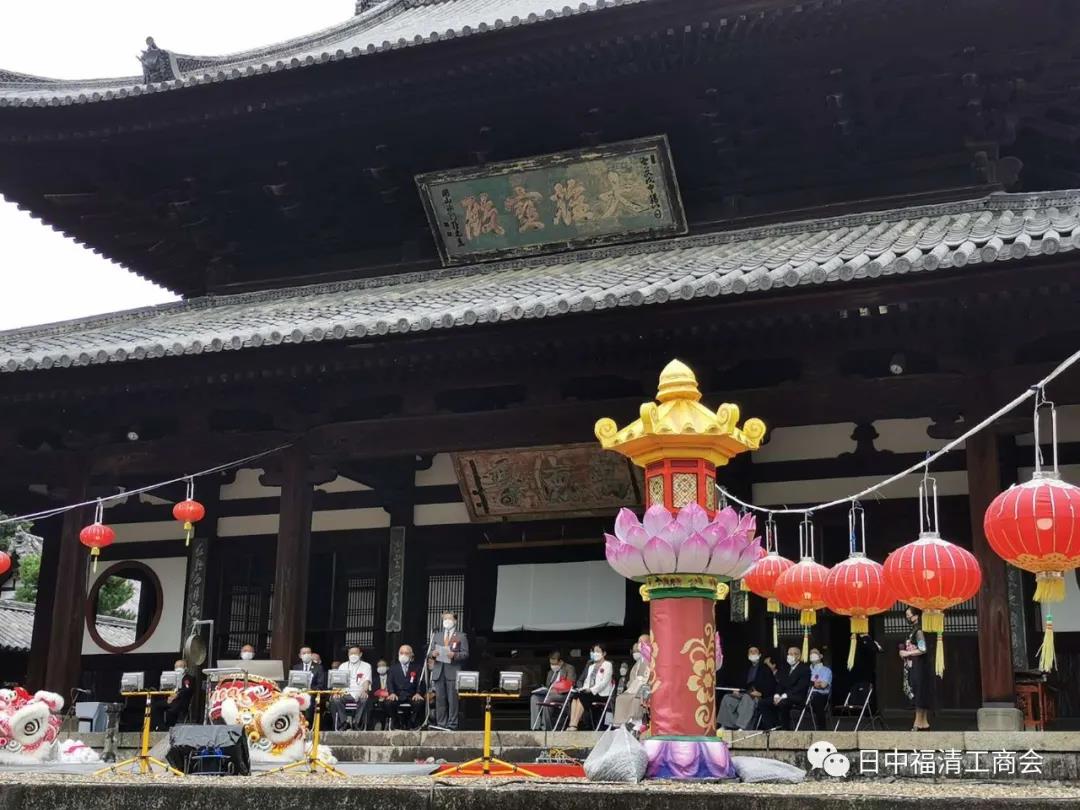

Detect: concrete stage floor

[0,771,1079,810]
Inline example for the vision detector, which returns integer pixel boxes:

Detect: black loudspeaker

[166,724,250,776]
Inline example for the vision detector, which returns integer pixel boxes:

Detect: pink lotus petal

[705,534,743,575]
[677,502,710,533]
[643,535,677,574]
[614,508,641,543]
[675,531,712,573]
[659,519,691,551]
[732,539,765,577]
[712,506,740,537]
[605,534,634,579]
[736,512,757,541]
[643,504,674,537]
[639,638,653,664]
[624,524,649,550]
[616,541,650,579]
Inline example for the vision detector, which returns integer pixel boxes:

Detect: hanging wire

[1032,385,1060,477]
[848,501,865,556]
[798,512,815,560]
[0,442,292,526]
[717,346,1080,518]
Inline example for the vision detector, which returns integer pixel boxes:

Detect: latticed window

[883,598,977,636]
[224,584,272,655]
[427,573,466,633]
[343,576,377,649]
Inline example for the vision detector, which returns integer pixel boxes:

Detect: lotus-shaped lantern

[605,502,763,581]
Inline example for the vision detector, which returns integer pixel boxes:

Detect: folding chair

[532,684,572,731]
[793,690,830,731]
[590,689,616,732]
[833,682,884,731]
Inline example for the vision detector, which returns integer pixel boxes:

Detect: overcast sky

[0,2,351,331]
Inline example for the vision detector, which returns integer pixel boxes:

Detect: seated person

[807,647,833,729]
[152,659,194,731]
[718,645,776,730]
[613,635,651,726]
[361,659,392,730]
[290,644,326,724]
[386,645,425,729]
[567,643,614,731]
[329,646,372,730]
[772,647,811,730]
[530,650,577,730]
[239,643,256,662]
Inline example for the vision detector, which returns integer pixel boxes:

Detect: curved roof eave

[0,0,645,108]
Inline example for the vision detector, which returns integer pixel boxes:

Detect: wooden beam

[268,443,313,663]
[967,428,1015,705]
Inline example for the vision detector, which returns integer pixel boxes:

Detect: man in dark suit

[530,651,577,730]
[428,611,469,730]
[291,644,326,725]
[152,659,194,730]
[718,645,777,729]
[386,644,424,729]
[773,646,811,730]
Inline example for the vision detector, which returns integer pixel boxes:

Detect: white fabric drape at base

[492,560,626,632]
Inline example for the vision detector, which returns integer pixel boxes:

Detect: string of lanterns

[733,347,1080,674]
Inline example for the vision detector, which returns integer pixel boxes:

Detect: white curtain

[492,560,626,632]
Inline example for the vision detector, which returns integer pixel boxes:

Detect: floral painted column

[596,359,766,779]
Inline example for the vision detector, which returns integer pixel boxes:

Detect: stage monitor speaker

[166,724,250,776]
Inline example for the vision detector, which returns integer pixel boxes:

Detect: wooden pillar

[967,429,1015,705]
[269,444,314,664]
[42,458,91,696]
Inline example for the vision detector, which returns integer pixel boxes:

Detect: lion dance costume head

[208,676,333,764]
[0,688,62,764]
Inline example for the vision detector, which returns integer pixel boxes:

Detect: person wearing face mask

[807,647,833,729]
[428,612,469,730]
[899,606,932,730]
[772,646,811,730]
[153,659,194,730]
[719,645,777,730]
[530,651,577,730]
[387,645,424,729]
[567,643,614,731]
[239,643,257,662]
[290,645,327,724]
[613,635,651,726]
[360,659,392,730]
[330,646,372,730]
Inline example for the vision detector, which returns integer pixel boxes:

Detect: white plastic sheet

[492,560,626,632]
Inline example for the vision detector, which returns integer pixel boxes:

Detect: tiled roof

[0,600,136,651]
[0,189,1076,374]
[0,0,645,107]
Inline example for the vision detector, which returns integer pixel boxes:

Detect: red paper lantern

[0,550,11,576]
[79,522,116,571]
[983,473,1080,602]
[775,558,830,626]
[173,498,206,547]
[824,553,894,668]
[883,476,981,676]
[743,519,796,648]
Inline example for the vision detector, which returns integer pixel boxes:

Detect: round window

[84,561,164,653]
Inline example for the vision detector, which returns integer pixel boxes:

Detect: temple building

[1,0,1080,728]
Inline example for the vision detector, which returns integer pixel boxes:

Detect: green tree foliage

[13,553,39,603]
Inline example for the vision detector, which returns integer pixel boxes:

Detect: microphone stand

[419,628,450,732]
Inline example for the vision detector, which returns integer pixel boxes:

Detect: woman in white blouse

[567,643,614,731]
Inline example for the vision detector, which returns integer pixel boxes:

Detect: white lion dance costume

[208,676,335,765]
[0,688,100,765]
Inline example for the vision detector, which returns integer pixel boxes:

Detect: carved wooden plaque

[416,135,686,265]
[453,443,643,522]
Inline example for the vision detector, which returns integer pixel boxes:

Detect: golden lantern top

[594,359,767,467]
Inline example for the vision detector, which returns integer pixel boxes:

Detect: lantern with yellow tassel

[172,478,206,548]
[743,516,795,649]
[774,514,829,661]
[79,500,115,572]
[823,504,895,670]
[883,474,981,677]
[983,392,1080,671]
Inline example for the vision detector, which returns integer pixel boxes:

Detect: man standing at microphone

[429,611,469,731]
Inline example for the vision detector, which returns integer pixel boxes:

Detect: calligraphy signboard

[416,135,686,266]
[452,443,643,523]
